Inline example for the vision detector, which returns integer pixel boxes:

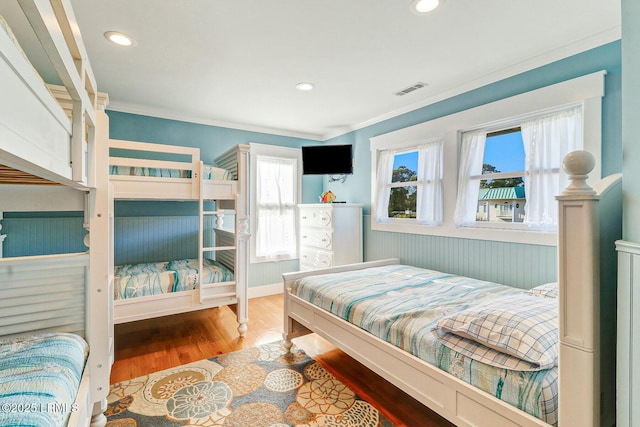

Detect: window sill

[371,220,557,246]
[250,255,298,264]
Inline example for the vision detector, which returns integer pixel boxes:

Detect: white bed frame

[0,2,113,425]
[0,0,98,189]
[284,151,622,427]
[106,140,250,336]
[0,254,107,427]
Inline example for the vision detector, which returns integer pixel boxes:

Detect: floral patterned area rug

[105,342,397,427]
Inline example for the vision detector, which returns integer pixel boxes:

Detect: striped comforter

[109,164,232,180]
[114,258,234,300]
[0,333,88,427]
[292,264,558,424]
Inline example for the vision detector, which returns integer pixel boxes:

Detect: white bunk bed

[0,1,112,426]
[0,0,97,188]
[106,140,250,336]
[284,151,622,427]
[0,254,108,427]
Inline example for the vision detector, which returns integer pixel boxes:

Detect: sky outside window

[477,129,526,223]
[392,151,418,175]
[392,132,523,176]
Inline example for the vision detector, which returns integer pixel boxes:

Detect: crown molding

[106,26,620,143]
[106,102,324,142]
[321,25,621,141]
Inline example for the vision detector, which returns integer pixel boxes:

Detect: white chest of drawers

[298,203,363,271]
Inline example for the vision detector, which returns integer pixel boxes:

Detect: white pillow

[527,282,558,299]
[433,293,558,371]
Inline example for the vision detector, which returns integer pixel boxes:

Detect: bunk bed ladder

[198,170,238,305]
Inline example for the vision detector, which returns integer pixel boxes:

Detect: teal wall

[622,2,640,241]
[103,41,624,288]
[364,217,557,289]
[5,42,621,290]
[326,41,621,287]
[2,212,87,257]
[108,111,312,165]
[113,215,218,265]
[107,111,325,208]
[324,41,622,209]
[107,112,323,286]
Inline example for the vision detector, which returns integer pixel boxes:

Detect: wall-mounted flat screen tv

[302,144,353,175]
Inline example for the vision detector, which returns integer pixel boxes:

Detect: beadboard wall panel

[249,259,299,288]
[616,241,640,427]
[3,214,557,290]
[2,216,87,257]
[363,215,557,289]
[114,216,215,265]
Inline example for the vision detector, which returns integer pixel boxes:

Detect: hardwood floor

[111,294,455,427]
[111,295,283,382]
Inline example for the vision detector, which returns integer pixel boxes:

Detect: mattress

[109,164,232,180]
[291,264,558,424]
[114,258,233,300]
[0,333,89,427]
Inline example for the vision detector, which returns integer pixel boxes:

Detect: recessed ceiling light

[296,82,315,91]
[104,31,135,47]
[410,0,444,14]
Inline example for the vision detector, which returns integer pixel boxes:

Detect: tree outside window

[374,139,442,226]
[388,152,418,218]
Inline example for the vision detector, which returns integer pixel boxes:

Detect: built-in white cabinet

[298,203,363,271]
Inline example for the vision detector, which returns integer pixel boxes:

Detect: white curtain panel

[521,106,583,230]
[417,140,444,225]
[454,130,487,226]
[255,156,297,261]
[374,149,395,223]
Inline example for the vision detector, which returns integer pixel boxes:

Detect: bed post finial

[557,149,604,426]
[561,150,596,195]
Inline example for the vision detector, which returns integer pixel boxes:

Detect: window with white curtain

[375,139,443,226]
[250,144,301,263]
[369,71,603,245]
[454,104,583,231]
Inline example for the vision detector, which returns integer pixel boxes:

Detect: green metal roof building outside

[478,186,525,200]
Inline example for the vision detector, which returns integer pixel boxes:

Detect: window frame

[370,71,605,246]
[460,113,571,231]
[388,149,419,219]
[475,127,526,187]
[375,138,444,226]
[475,127,527,227]
[249,143,302,263]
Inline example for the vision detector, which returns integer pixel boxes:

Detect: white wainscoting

[616,240,640,427]
[248,282,282,299]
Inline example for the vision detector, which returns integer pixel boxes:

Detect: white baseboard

[248,283,282,299]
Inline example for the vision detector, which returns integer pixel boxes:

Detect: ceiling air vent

[395,82,428,96]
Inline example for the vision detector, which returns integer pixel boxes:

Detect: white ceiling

[3,1,621,140]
